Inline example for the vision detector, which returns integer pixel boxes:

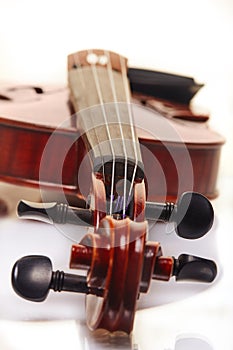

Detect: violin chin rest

[174,192,214,239]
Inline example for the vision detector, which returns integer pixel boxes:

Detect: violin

[0,49,222,334]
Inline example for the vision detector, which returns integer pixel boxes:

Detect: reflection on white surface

[174,336,213,350]
[0,319,218,350]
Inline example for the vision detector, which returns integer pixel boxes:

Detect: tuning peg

[151,253,217,283]
[17,200,94,226]
[145,192,214,239]
[152,253,217,283]
[12,255,103,302]
[12,252,217,309]
[174,192,214,239]
[172,254,217,282]
[18,192,214,239]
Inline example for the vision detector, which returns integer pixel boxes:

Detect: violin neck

[67,49,144,182]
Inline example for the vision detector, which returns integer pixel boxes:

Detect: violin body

[0,76,224,203]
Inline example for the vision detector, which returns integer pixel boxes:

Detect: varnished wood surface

[0,86,224,201]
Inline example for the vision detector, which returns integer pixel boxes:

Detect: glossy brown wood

[0,117,79,191]
[0,94,224,203]
[69,179,174,333]
[70,181,147,333]
[0,48,224,202]
[0,198,8,216]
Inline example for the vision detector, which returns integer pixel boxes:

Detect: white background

[0,0,233,349]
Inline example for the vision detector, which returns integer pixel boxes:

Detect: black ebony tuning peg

[18,192,214,240]
[174,192,214,239]
[17,200,94,226]
[145,192,214,239]
[12,254,217,308]
[12,255,103,302]
[172,254,217,282]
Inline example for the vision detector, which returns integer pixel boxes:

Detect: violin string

[73,53,106,183]
[104,50,128,217]
[119,56,139,204]
[88,49,116,216]
[72,51,138,217]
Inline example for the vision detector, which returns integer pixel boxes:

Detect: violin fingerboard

[67,49,144,181]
